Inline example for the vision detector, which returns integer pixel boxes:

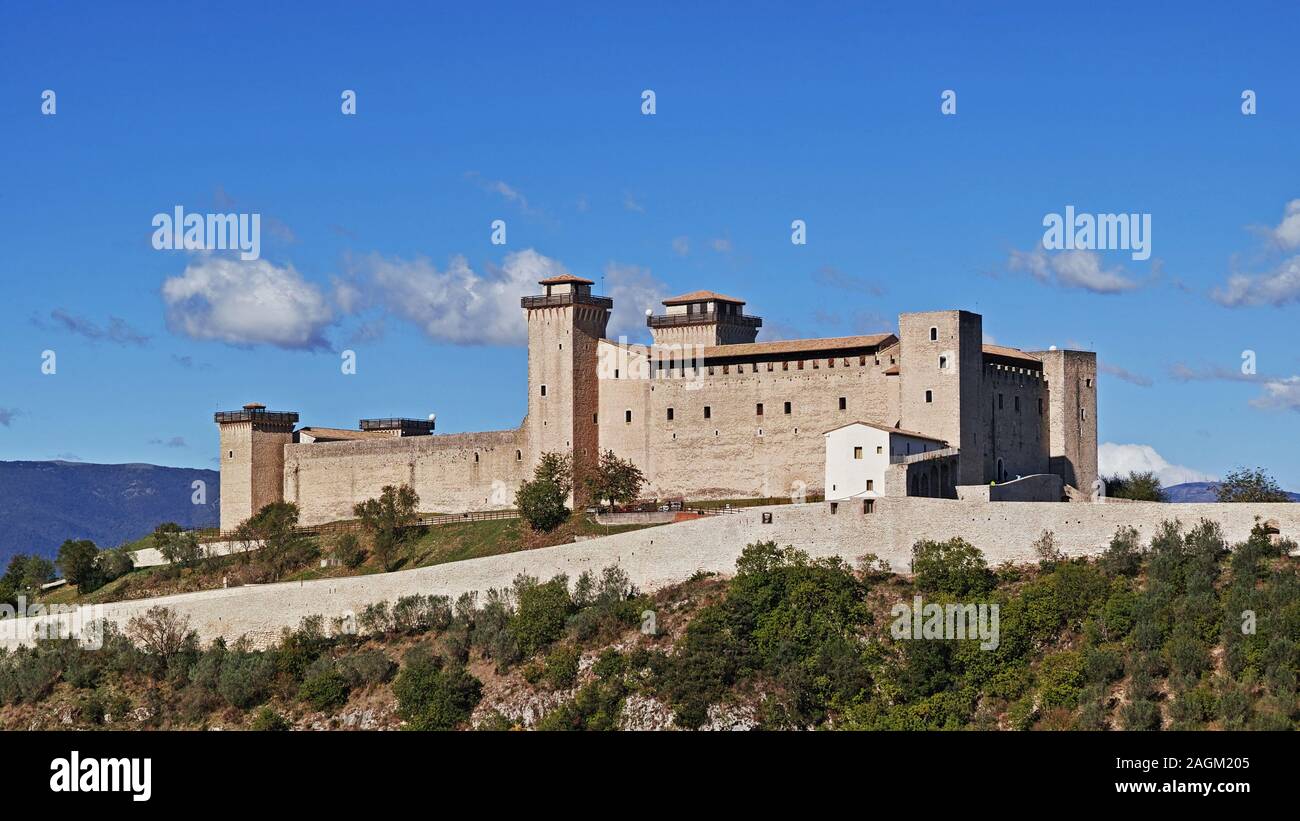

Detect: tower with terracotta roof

[521,274,612,504]
[647,290,762,348]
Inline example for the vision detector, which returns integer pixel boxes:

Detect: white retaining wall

[4,499,1297,650]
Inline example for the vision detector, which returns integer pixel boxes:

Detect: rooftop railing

[214,409,299,424]
[520,293,613,309]
[647,311,762,328]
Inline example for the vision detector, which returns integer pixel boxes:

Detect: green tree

[1103,471,1166,502]
[57,539,104,592]
[353,485,419,570]
[584,450,645,510]
[247,501,313,578]
[516,452,572,532]
[154,522,204,567]
[1216,467,1292,502]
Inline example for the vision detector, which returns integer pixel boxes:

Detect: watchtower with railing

[215,402,299,531]
[647,290,762,348]
[521,274,612,503]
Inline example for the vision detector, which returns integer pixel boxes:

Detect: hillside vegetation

[2,518,1295,731]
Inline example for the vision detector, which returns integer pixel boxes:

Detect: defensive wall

[6,498,1296,650]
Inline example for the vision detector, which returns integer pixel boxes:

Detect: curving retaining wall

[4,498,1297,650]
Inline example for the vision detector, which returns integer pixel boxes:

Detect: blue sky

[1,1,1298,488]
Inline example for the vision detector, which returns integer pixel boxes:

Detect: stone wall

[284,429,528,525]
[8,498,1296,650]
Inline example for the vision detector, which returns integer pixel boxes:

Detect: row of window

[624,397,852,424]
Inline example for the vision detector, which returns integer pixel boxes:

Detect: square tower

[521,275,612,505]
[1034,349,1098,494]
[215,402,298,531]
[898,310,984,485]
[647,291,762,348]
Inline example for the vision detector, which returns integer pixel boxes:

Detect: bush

[332,533,366,568]
[353,485,419,570]
[510,575,573,656]
[337,649,397,688]
[217,651,276,710]
[95,547,135,583]
[393,647,483,731]
[299,667,350,711]
[251,706,291,731]
[542,644,580,690]
[911,538,993,597]
[516,478,570,532]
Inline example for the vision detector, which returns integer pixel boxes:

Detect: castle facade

[215,275,1097,529]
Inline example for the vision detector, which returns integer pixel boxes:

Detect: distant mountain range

[1164,482,1300,503]
[0,461,219,567]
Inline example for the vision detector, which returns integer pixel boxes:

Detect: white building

[823,421,949,506]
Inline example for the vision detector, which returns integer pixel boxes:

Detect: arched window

[516,450,522,461]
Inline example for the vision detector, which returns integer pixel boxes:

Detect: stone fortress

[215,275,1098,531]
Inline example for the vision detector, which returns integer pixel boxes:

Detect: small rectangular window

[829,502,839,514]
[853,446,863,459]
[783,401,792,414]
[876,446,883,455]
[666,407,674,421]
[925,390,933,403]
[756,403,764,416]
[998,394,1004,410]
[625,410,632,424]
[1037,398,1043,415]
[838,397,847,410]
[866,479,874,491]
[863,499,875,514]
[930,326,938,341]
[1014,396,1021,412]
[540,384,547,397]
[704,406,711,419]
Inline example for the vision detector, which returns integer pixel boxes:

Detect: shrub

[353,485,419,570]
[393,647,483,731]
[299,667,350,711]
[251,706,291,731]
[510,575,573,656]
[217,651,276,710]
[332,533,366,568]
[911,538,993,597]
[95,546,135,583]
[337,649,397,687]
[542,644,580,690]
[1036,651,1085,709]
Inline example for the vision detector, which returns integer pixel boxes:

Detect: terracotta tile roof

[538,274,594,286]
[663,290,747,306]
[823,420,948,443]
[982,344,1043,366]
[701,333,895,359]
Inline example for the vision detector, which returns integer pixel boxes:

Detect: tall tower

[215,402,298,531]
[521,275,611,505]
[647,291,761,348]
[1035,349,1098,494]
[898,310,984,485]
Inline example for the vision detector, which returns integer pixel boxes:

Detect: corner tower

[522,275,611,504]
[1034,349,1098,494]
[215,402,298,531]
[647,291,761,347]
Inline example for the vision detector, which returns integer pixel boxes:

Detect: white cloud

[359,249,564,346]
[1249,375,1300,412]
[623,193,645,214]
[1210,255,1300,307]
[671,236,690,257]
[162,257,333,349]
[1009,248,1139,294]
[1098,442,1215,486]
[1270,198,1300,249]
[464,172,534,214]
